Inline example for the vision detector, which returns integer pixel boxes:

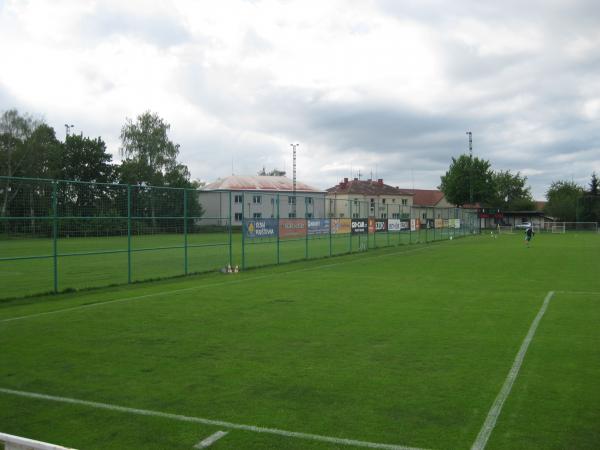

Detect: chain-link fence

[0,176,479,300]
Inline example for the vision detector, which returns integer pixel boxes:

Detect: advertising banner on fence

[435,218,443,229]
[245,219,278,238]
[375,219,388,232]
[307,218,330,235]
[331,218,351,234]
[351,218,368,234]
[279,218,307,239]
[368,217,376,233]
[388,219,401,232]
[455,218,461,229]
[410,219,416,231]
[449,218,455,228]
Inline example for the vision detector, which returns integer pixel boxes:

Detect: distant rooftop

[204,175,323,193]
[405,189,447,207]
[327,178,414,196]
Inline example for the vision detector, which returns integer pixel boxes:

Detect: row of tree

[439,153,600,222]
[545,175,600,222]
[439,154,536,210]
[1,109,203,234]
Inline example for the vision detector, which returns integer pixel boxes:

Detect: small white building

[201,175,326,225]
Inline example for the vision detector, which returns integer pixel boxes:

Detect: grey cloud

[78,7,190,48]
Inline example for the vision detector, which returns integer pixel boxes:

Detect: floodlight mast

[466,131,473,204]
[291,143,299,216]
[65,124,74,138]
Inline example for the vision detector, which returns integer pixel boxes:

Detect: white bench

[0,432,75,450]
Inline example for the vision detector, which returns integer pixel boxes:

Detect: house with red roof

[202,175,325,225]
[325,178,414,219]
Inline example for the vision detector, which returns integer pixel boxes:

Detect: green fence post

[52,180,58,293]
[184,189,188,275]
[329,213,332,257]
[228,191,232,267]
[276,193,280,264]
[349,200,352,253]
[242,192,245,270]
[305,196,308,260]
[127,184,132,284]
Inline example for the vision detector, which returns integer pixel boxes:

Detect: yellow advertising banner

[435,218,443,229]
[331,218,351,234]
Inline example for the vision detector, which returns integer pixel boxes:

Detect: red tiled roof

[204,175,323,192]
[406,189,446,207]
[326,178,414,196]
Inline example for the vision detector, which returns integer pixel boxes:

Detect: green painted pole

[276,194,280,264]
[305,197,308,260]
[228,191,232,267]
[349,199,353,253]
[52,181,58,293]
[183,189,188,275]
[127,185,131,284]
[329,213,332,257]
[242,192,245,270]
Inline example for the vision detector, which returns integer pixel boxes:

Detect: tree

[58,134,115,183]
[118,111,197,228]
[258,167,286,176]
[439,154,495,206]
[491,170,535,210]
[544,180,583,221]
[119,111,181,186]
[578,172,600,222]
[588,172,599,195]
[0,109,40,217]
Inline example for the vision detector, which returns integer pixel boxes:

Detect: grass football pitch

[0,232,599,449]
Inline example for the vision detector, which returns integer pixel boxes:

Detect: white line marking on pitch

[556,290,600,296]
[0,244,436,324]
[0,387,428,450]
[470,290,555,450]
[194,431,228,448]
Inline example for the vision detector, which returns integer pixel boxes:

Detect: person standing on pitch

[525,225,534,247]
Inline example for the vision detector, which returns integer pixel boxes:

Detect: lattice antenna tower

[291,143,299,216]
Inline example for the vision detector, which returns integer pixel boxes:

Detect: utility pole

[466,131,473,204]
[291,143,299,217]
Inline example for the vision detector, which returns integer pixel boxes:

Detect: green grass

[0,228,457,299]
[0,233,599,449]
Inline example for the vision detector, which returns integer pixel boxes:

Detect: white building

[325,178,414,219]
[201,175,326,225]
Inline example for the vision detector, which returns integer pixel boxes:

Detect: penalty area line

[470,290,555,450]
[0,387,427,450]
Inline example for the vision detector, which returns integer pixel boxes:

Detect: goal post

[0,432,76,450]
[497,225,514,234]
[542,222,598,233]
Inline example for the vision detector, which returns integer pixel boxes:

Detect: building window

[271,198,275,204]
[352,213,359,218]
[288,196,296,204]
[392,213,400,219]
[382,213,387,219]
[402,199,408,206]
[306,197,313,204]
[288,212,296,218]
[253,195,262,204]
[234,194,243,204]
[382,198,386,204]
[354,198,359,205]
[422,212,426,219]
[306,213,313,219]
[253,212,262,219]
[234,213,243,221]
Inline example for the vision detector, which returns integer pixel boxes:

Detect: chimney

[353,177,358,181]
[344,177,348,183]
[377,178,383,185]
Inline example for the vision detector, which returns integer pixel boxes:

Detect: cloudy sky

[1,0,599,199]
